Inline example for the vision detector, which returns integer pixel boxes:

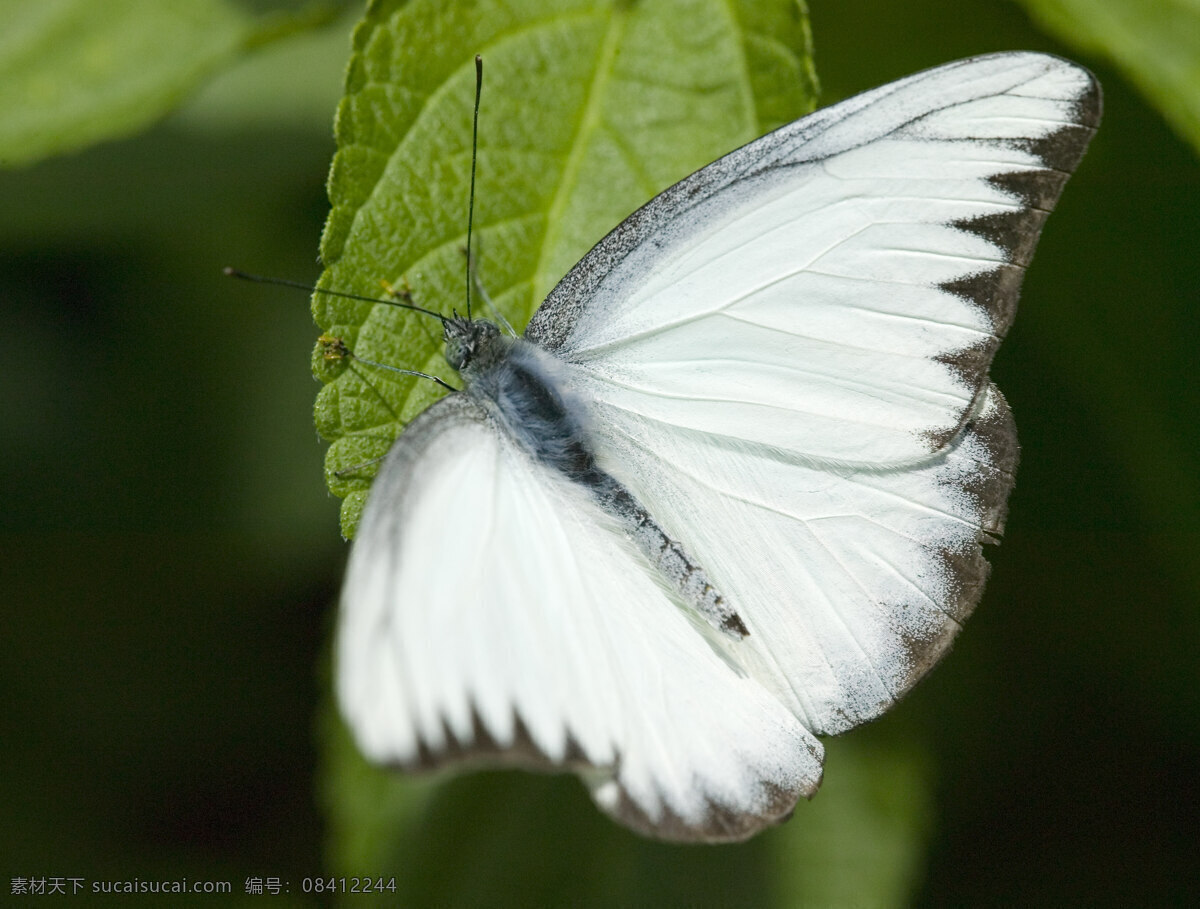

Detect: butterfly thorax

[452,322,595,479]
[452,323,749,641]
[445,318,598,481]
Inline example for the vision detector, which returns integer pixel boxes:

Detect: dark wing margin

[897,383,1019,696]
[930,63,1101,446]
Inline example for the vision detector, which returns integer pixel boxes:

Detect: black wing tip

[1070,63,1104,131]
[936,57,1100,376]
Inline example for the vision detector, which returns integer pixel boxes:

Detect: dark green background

[3,0,1197,905]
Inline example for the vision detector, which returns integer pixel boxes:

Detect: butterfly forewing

[528,53,1099,464]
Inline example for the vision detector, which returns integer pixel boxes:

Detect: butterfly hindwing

[579,381,1018,732]
[337,394,823,842]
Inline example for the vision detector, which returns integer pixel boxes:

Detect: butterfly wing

[525,53,1099,732]
[337,393,823,842]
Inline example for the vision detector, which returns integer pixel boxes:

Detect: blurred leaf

[0,0,342,168]
[322,700,931,908]
[178,3,360,132]
[769,737,932,907]
[311,0,817,537]
[1017,0,1200,153]
[320,698,440,886]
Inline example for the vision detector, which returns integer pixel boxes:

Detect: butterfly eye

[444,337,469,371]
[443,318,474,371]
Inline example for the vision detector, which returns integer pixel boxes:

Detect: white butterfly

[334,52,1100,842]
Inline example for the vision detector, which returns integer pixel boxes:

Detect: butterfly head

[444,316,508,376]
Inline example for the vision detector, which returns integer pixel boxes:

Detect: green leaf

[312,0,817,538]
[0,0,342,168]
[1017,0,1200,154]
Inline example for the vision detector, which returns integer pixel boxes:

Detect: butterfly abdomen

[595,480,750,640]
[466,336,747,640]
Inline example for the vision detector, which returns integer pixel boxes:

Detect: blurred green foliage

[2,0,1197,906]
[1017,0,1200,153]
[0,0,345,168]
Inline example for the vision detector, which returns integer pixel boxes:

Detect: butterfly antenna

[223,268,447,325]
[319,333,458,393]
[465,54,483,322]
[467,239,517,336]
